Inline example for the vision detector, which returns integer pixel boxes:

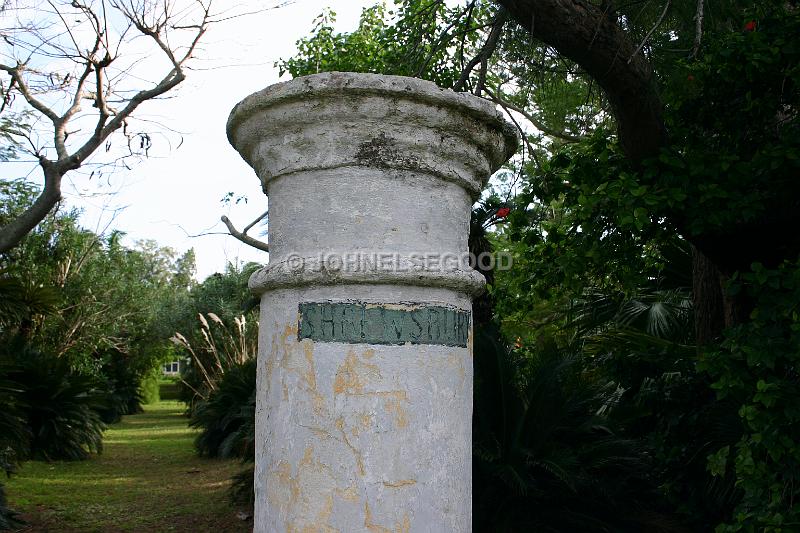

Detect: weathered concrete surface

[227,72,516,532]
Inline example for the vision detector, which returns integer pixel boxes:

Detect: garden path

[7,400,251,532]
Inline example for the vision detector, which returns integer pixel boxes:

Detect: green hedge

[139,373,160,405]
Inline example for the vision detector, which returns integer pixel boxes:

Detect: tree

[491,0,800,341]
[1,176,196,375]
[0,0,215,253]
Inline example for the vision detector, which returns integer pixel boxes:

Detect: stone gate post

[227,72,516,532]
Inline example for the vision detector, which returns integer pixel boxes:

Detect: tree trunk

[0,164,63,253]
[692,244,755,346]
[692,245,726,345]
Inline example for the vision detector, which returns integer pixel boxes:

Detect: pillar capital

[227,71,517,197]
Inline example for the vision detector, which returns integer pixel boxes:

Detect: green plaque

[298,301,470,347]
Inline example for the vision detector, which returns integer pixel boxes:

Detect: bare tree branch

[0,63,59,122]
[454,8,507,94]
[691,0,704,59]
[221,213,269,253]
[0,0,219,253]
[628,0,671,64]
[242,210,268,235]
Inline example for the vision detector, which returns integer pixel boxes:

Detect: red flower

[744,20,757,32]
[496,207,511,218]
[687,74,695,82]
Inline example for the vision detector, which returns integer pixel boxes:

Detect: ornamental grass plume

[171,312,257,403]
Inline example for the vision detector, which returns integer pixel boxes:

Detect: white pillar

[227,72,516,532]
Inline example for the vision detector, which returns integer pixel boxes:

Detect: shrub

[96,351,144,424]
[0,375,29,461]
[700,260,800,530]
[472,325,679,532]
[139,372,161,405]
[4,347,107,461]
[229,400,256,510]
[229,465,255,510]
[189,358,256,459]
[178,311,257,511]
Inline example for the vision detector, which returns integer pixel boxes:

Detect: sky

[3,0,370,281]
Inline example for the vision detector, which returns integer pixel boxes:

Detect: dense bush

[229,465,255,510]
[0,178,196,469]
[700,260,800,530]
[174,309,259,411]
[167,261,259,409]
[2,345,107,462]
[96,351,145,424]
[139,373,161,405]
[175,288,259,510]
[0,375,29,462]
[472,325,679,532]
[190,358,256,459]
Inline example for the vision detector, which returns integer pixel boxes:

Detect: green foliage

[229,465,255,510]
[2,345,107,462]
[0,112,31,162]
[189,358,256,459]
[0,270,59,331]
[172,268,260,513]
[158,378,182,401]
[274,1,800,530]
[171,262,260,407]
[472,325,676,532]
[657,8,800,240]
[173,311,258,408]
[179,262,258,327]
[0,176,195,465]
[1,177,195,378]
[699,260,800,531]
[178,306,259,510]
[139,373,161,405]
[277,1,489,89]
[0,378,28,464]
[494,205,747,530]
[501,132,686,300]
[96,351,145,424]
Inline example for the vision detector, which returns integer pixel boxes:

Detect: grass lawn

[6,401,252,532]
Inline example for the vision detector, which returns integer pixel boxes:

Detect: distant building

[162,360,182,376]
